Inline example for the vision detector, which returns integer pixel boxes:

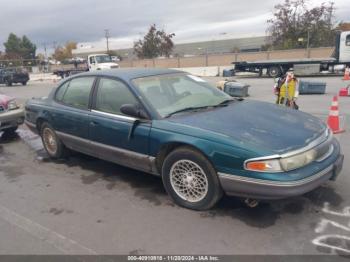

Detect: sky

[0,0,349,54]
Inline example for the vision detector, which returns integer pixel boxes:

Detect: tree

[267,0,336,49]
[134,24,175,59]
[3,33,36,59]
[52,41,77,61]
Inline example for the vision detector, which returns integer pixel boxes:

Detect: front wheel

[267,66,282,78]
[162,147,223,210]
[40,122,68,158]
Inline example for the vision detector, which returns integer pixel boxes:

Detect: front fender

[149,127,255,174]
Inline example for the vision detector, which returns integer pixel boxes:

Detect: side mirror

[120,104,148,119]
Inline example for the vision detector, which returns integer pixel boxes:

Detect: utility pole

[42,43,48,59]
[52,41,57,51]
[105,29,110,53]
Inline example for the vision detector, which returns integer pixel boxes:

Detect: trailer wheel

[267,66,282,78]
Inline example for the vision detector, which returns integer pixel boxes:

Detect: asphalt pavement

[0,76,349,255]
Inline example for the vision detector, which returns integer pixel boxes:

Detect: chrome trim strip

[280,129,330,158]
[244,129,331,171]
[55,131,158,174]
[91,110,136,122]
[218,164,333,187]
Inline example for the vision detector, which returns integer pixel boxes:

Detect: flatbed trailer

[232,31,350,77]
[52,54,119,78]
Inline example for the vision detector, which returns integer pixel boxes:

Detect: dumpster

[223,69,234,77]
[299,80,326,94]
[224,81,249,97]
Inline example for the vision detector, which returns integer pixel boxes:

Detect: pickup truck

[53,54,119,78]
[232,31,350,77]
[0,68,30,86]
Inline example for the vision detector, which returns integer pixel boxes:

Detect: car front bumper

[218,153,344,200]
[0,107,25,131]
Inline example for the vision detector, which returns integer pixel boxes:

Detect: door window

[61,77,95,109]
[95,78,138,115]
[346,34,350,46]
[55,81,70,101]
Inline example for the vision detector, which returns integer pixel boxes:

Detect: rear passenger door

[52,76,96,154]
[89,77,152,172]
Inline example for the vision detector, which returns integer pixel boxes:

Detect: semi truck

[232,31,350,77]
[53,54,119,78]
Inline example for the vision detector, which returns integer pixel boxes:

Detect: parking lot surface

[0,76,349,255]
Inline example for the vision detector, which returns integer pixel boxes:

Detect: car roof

[75,68,183,82]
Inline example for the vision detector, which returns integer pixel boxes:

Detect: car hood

[165,100,326,154]
[0,94,12,106]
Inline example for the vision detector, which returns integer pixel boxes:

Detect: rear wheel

[40,122,68,158]
[267,66,282,78]
[6,79,12,86]
[162,146,223,210]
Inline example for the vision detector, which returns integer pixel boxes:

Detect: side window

[89,57,95,64]
[346,34,350,46]
[95,78,138,115]
[55,81,70,101]
[61,77,95,109]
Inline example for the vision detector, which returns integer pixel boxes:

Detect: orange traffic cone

[327,96,345,134]
[343,67,350,81]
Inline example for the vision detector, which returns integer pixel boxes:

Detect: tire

[267,66,282,78]
[22,82,27,86]
[161,146,223,210]
[40,122,68,158]
[3,126,18,135]
[6,79,12,86]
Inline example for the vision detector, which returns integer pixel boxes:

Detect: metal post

[105,29,110,53]
[306,30,310,58]
[205,48,208,67]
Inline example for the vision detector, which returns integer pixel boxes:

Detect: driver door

[89,77,152,172]
[89,56,98,71]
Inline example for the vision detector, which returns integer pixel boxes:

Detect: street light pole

[105,29,110,53]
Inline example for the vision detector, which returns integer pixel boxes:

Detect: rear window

[57,77,95,109]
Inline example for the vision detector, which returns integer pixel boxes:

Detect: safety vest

[278,79,298,104]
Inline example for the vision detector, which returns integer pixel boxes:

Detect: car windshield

[132,73,232,117]
[95,55,112,63]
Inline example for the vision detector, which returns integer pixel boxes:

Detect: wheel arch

[36,117,48,133]
[154,141,215,174]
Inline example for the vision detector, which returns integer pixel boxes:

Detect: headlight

[245,129,331,173]
[7,100,18,110]
[245,148,318,173]
[280,149,317,171]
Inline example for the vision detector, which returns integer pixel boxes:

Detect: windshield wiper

[216,99,236,106]
[165,106,210,118]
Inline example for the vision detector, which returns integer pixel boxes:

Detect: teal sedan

[25,69,344,210]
